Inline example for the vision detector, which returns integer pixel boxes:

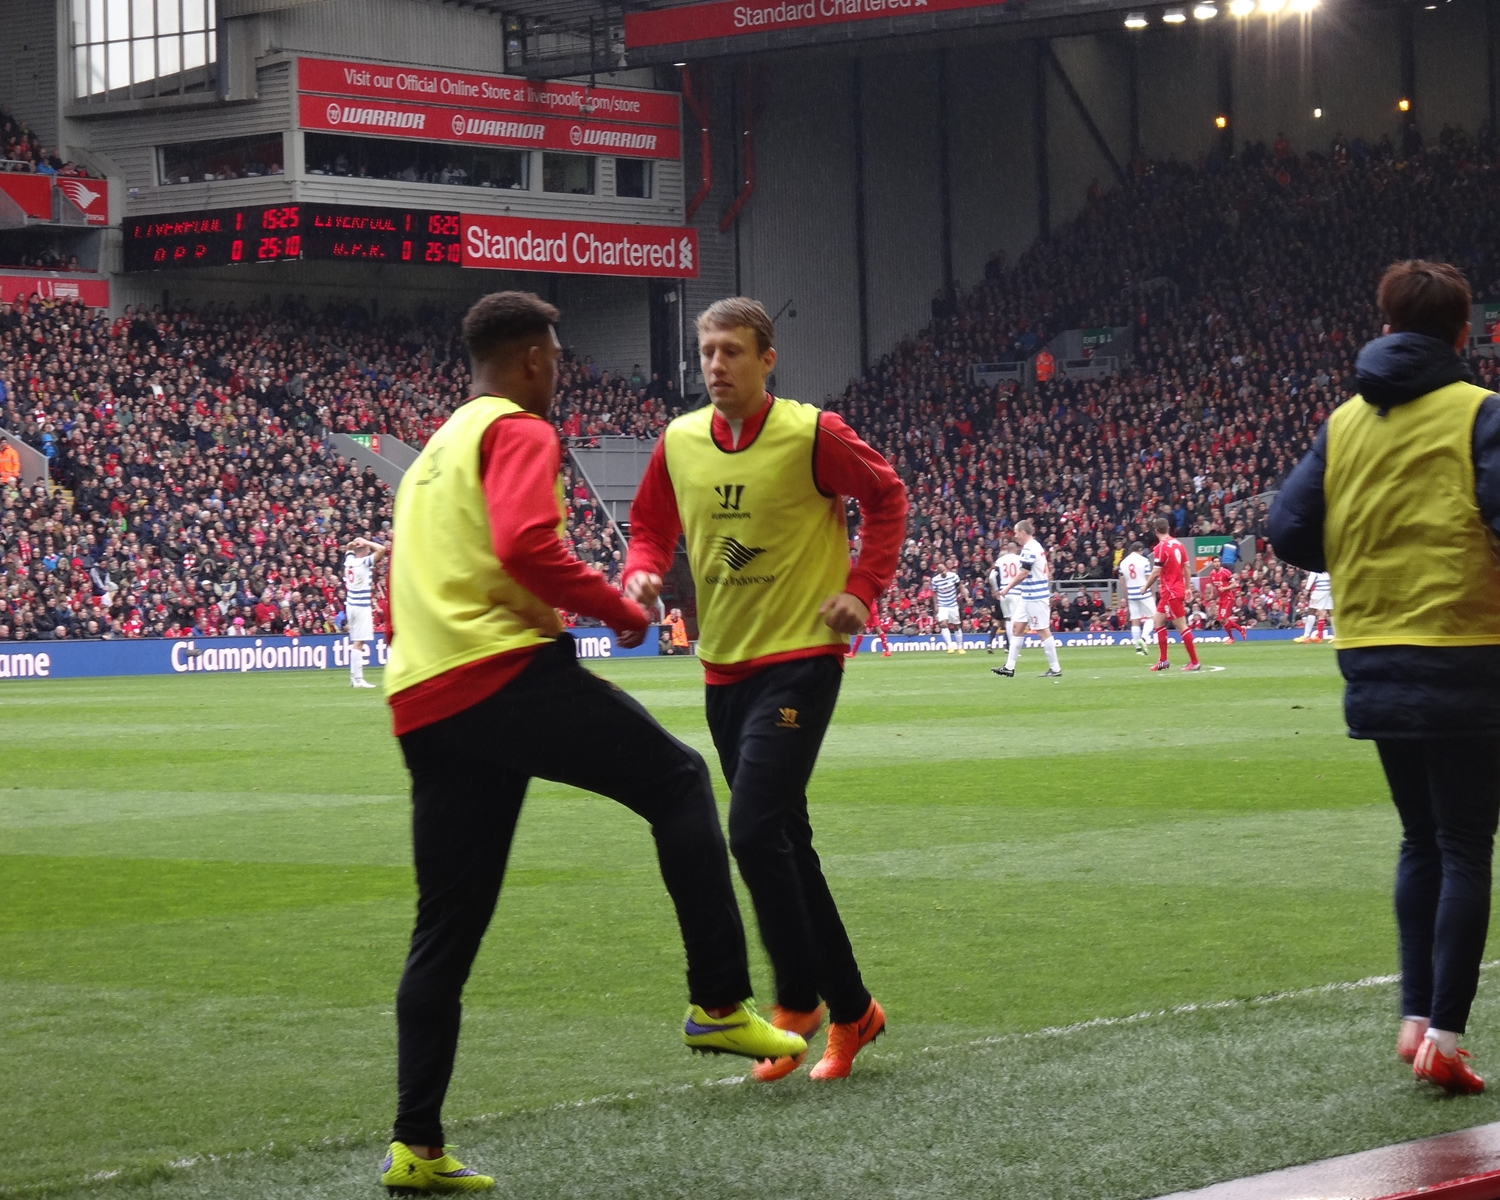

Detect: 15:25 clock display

[123,204,464,272]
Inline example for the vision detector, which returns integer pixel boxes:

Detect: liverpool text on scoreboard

[123,204,699,279]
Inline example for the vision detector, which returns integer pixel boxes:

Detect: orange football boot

[1397,1018,1429,1063]
[809,998,885,1081]
[1413,1038,1485,1094]
[752,1003,826,1082]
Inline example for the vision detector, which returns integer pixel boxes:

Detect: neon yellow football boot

[380,1142,495,1193]
[682,1000,809,1061]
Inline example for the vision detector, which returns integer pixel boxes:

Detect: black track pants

[392,637,752,1147]
[1377,737,1500,1033]
[705,654,872,1024]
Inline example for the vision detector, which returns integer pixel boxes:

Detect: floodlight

[1313,106,1323,118]
[1194,3,1219,18]
[1229,0,1255,14]
[1124,11,1149,25]
[1162,8,1187,22]
[1215,114,1229,128]
[1398,97,1412,112]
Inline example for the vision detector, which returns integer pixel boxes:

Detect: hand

[615,604,654,649]
[819,592,869,635]
[625,571,662,608]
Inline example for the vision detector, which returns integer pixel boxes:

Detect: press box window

[615,158,652,199]
[543,153,595,195]
[159,133,284,184]
[304,133,527,190]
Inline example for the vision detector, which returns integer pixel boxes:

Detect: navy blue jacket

[1268,333,1500,739]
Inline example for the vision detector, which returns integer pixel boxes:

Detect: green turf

[3,643,1496,1199]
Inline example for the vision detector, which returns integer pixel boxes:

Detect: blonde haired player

[992,520,1061,678]
[344,536,387,688]
[1117,540,1156,655]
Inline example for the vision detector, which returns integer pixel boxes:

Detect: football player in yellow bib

[625,297,908,1082]
[1270,260,1500,1098]
[379,293,806,1192]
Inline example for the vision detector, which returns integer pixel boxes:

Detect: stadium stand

[0,103,95,178]
[4,132,1499,642]
[0,297,637,641]
[827,128,1500,632]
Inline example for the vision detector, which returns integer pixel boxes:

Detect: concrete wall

[947,41,1037,289]
[0,0,59,151]
[860,51,945,370]
[736,59,862,404]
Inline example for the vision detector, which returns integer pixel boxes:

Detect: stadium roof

[227,0,1388,77]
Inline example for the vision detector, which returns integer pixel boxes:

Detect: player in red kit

[1145,516,1201,672]
[1207,555,1246,642]
[847,605,893,658]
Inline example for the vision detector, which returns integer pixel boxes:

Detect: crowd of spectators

[5,126,1500,642]
[0,297,633,641]
[827,125,1500,632]
[0,107,94,177]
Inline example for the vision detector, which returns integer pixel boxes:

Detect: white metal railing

[1057,355,1119,382]
[969,361,1025,387]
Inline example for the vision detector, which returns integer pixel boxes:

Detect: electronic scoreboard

[122,204,464,271]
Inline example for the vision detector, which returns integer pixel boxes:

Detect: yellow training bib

[663,397,849,666]
[1324,380,1500,648]
[385,395,564,696]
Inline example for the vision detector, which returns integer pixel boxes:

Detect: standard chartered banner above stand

[0,630,659,682]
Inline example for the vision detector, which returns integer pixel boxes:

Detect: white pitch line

[82,962,1498,1188]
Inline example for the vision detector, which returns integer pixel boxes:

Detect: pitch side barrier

[863,629,1307,653]
[0,628,660,681]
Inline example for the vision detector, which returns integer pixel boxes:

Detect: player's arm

[1267,424,1328,571]
[813,411,908,633]
[621,438,681,611]
[1143,565,1161,590]
[483,416,649,638]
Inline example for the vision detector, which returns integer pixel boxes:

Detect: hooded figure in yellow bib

[1271,259,1500,1096]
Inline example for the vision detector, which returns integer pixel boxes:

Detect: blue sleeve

[1472,395,1500,539]
[1267,424,1328,572]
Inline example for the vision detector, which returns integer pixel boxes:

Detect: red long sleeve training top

[624,397,908,684]
[389,411,647,735]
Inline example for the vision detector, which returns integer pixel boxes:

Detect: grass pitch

[5,642,1499,1199]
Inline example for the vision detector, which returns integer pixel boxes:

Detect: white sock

[1136,619,1149,643]
[351,646,364,682]
[1426,1027,1459,1056]
[941,627,953,648]
[1043,636,1060,671]
[1005,636,1021,670]
[1303,614,1316,637]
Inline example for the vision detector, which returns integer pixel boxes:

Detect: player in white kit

[344,536,388,687]
[932,558,969,654]
[1295,570,1335,643]
[1117,541,1157,655]
[992,519,1062,678]
[987,541,1023,654]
